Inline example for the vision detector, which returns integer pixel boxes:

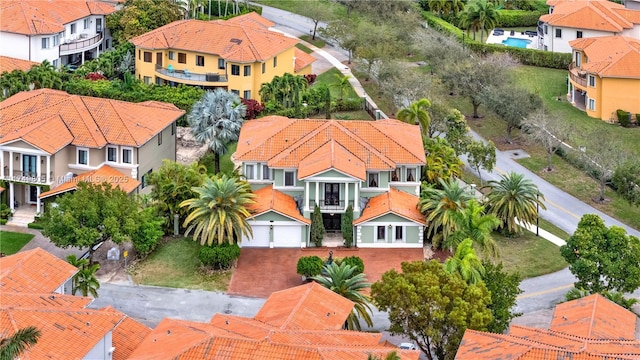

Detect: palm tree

[423,137,463,184]
[312,262,373,331]
[73,263,101,297]
[419,179,473,249]
[484,172,546,234]
[444,238,485,284]
[0,326,41,360]
[188,89,247,174]
[180,174,256,246]
[332,74,352,100]
[397,98,431,136]
[0,69,30,99]
[462,0,499,42]
[67,254,90,291]
[446,199,500,259]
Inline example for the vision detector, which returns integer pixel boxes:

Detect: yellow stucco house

[567,35,640,122]
[130,12,315,102]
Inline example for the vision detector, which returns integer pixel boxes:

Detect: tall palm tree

[397,98,431,136]
[73,263,101,297]
[0,69,30,99]
[312,262,373,331]
[464,0,499,42]
[67,254,90,291]
[188,89,247,174]
[446,200,500,259]
[423,137,463,184]
[332,74,352,100]
[180,174,256,246]
[444,238,485,284]
[484,172,546,234]
[0,326,41,360]
[419,179,473,249]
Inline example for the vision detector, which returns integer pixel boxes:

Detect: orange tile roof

[298,140,367,180]
[354,187,425,225]
[254,282,354,331]
[226,11,275,29]
[0,89,185,152]
[236,117,425,176]
[570,36,640,78]
[540,0,640,32]
[0,56,39,73]
[456,294,640,359]
[0,0,116,35]
[294,48,317,72]
[0,292,92,309]
[248,185,310,224]
[0,247,77,293]
[110,311,152,360]
[130,15,299,63]
[39,164,141,199]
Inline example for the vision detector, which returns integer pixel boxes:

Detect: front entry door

[29,186,38,203]
[322,213,342,232]
[156,52,163,67]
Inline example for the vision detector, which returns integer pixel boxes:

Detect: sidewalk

[0,224,85,260]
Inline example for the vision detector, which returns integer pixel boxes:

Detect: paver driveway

[228,247,424,298]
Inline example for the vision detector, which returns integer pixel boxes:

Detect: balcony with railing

[60,33,103,54]
[2,168,54,184]
[569,62,587,88]
[318,198,354,212]
[155,65,228,84]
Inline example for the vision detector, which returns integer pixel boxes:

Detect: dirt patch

[93,239,134,284]
[176,126,208,165]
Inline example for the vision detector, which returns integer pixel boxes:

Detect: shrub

[241,98,265,119]
[85,72,108,81]
[341,255,364,275]
[304,74,317,85]
[310,205,325,247]
[0,219,6,225]
[27,222,45,230]
[617,109,631,127]
[342,205,354,247]
[496,10,545,27]
[199,243,241,270]
[0,204,11,220]
[297,255,324,277]
[332,98,364,112]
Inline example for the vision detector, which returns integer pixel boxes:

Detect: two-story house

[567,36,640,121]
[0,0,117,68]
[234,116,427,248]
[129,12,315,101]
[538,0,640,53]
[0,89,185,215]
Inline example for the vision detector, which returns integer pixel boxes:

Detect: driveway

[228,247,424,298]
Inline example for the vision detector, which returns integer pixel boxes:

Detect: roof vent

[230,38,243,44]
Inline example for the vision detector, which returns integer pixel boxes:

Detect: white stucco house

[0,0,117,68]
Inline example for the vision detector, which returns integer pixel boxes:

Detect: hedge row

[497,10,546,27]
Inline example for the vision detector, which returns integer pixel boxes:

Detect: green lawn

[130,237,232,291]
[254,0,347,19]
[493,230,568,278]
[200,142,238,176]
[299,35,326,48]
[314,67,359,99]
[0,231,34,255]
[295,43,314,54]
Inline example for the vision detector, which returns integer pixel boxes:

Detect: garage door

[273,226,302,248]
[241,225,270,247]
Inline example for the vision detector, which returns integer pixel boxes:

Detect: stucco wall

[137,123,176,194]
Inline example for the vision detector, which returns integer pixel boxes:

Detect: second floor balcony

[318,198,355,212]
[569,62,587,87]
[2,168,54,184]
[155,65,228,84]
[60,33,103,54]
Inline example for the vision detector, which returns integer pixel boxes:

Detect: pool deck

[486,29,539,50]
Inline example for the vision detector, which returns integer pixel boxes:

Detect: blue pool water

[502,37,532,48]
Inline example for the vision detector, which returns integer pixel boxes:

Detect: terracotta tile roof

[570,36,640,78]
[236,117,425,175]
[0,89,184,152]
[297,139,367,180]
[354,187,425,225]
[248,185,310,224]
[226,11,275,29]
[39,164,141,199]
[456,294,640,359]
[550,293,637,339]
[294,48,317,72]
[130,15,299,63]
[109,310,152,360]
[0,292,92,308]
[0,247,77,293]
[0,0,116,35]
[0,56,39,73]
[254,282,354,331]
[539,0,640,32]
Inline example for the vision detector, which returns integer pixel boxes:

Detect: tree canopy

[106,0,183,45]
[482,261,522,333]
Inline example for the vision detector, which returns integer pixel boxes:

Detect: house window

[391,168,400,182]
[575,52,582,67]
[144,52,152,63]
[70,23,77,34]
[158,132,163,145]
[41,38,49,49]
[588,75,595,87]
[273,56,277,67]
[196,55,205,66]
[377,226,386,241]
[244,65,251,76]
[555,29,562,38]
[284,170,295,186]
[231,65,240,76]
[218,59,225,69]
[138,50,141,60]
[544,45,548,51]
[178,53,186,64]
[171,122,176,135]
[231,89,239,96]
[52,59,58,68]
[406,168,417,182]
[262,62,266,74]
[143,76,151,84]
[122,148,132,164]
[245,164,255,179]
[544,25,548,34]
[262,165,270,180]
[588,98,596,111]
[576,31,583,38]
[107,146,117,162]
[84,18,90,29]
[395,226,403,241]
[77,148,88,165]
[141,169,152,189]
[169,51,175,60]
[243,90,251,99]
[53,35,59,46]
[367,172,378,188]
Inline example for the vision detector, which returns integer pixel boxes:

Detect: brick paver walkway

[228,247,424,298]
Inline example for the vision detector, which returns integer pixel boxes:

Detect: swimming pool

[502,37,532,48]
